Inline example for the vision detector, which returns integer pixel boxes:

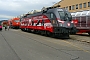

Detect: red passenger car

[71,10,90,35]
[2,21,8,27]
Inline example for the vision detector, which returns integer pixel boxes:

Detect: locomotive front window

[14,20,20,22]
[58,11,72,21]
[58,11,65,20]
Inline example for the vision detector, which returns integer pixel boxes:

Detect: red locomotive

[8,17,20,29]
[20,6,77,38]
[71,10,90,35]
[1,21,8,29]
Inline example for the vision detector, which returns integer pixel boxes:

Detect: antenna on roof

[47,5,60,10]
[53,5,60,8]
[33,10,41,13]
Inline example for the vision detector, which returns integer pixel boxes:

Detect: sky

[0,0,60,20]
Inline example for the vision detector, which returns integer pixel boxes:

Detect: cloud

[0,0,60,20]
[0,14,14,19]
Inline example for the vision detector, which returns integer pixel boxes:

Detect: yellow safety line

[63,40,90,53]
[17,30,90,53]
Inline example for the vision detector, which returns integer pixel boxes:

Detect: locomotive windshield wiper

[58,11,66,21]
[64,13,69,21]
[64,12,72,21]
[58,11,71,21]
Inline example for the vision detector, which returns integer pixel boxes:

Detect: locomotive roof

[26,8,64,18]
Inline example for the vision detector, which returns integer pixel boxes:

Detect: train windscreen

[58,11,72,21]
[14,20,20,22]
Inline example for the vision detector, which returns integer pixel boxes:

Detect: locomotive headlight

[67,23,70,26]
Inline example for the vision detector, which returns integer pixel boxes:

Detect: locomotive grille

[53,27,69,33]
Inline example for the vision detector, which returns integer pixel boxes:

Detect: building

[53,0,90,12]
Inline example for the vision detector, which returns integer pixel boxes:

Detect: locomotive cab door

[49,13,58,27]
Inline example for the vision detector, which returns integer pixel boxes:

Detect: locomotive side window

[46,12,56,20]
[20,18,22,22]
[50,13,56,20]
[20,18,23,21]
[49,13,58,26]
[50,13,54,19]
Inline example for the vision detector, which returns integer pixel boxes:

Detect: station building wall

[53,0,90,12]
